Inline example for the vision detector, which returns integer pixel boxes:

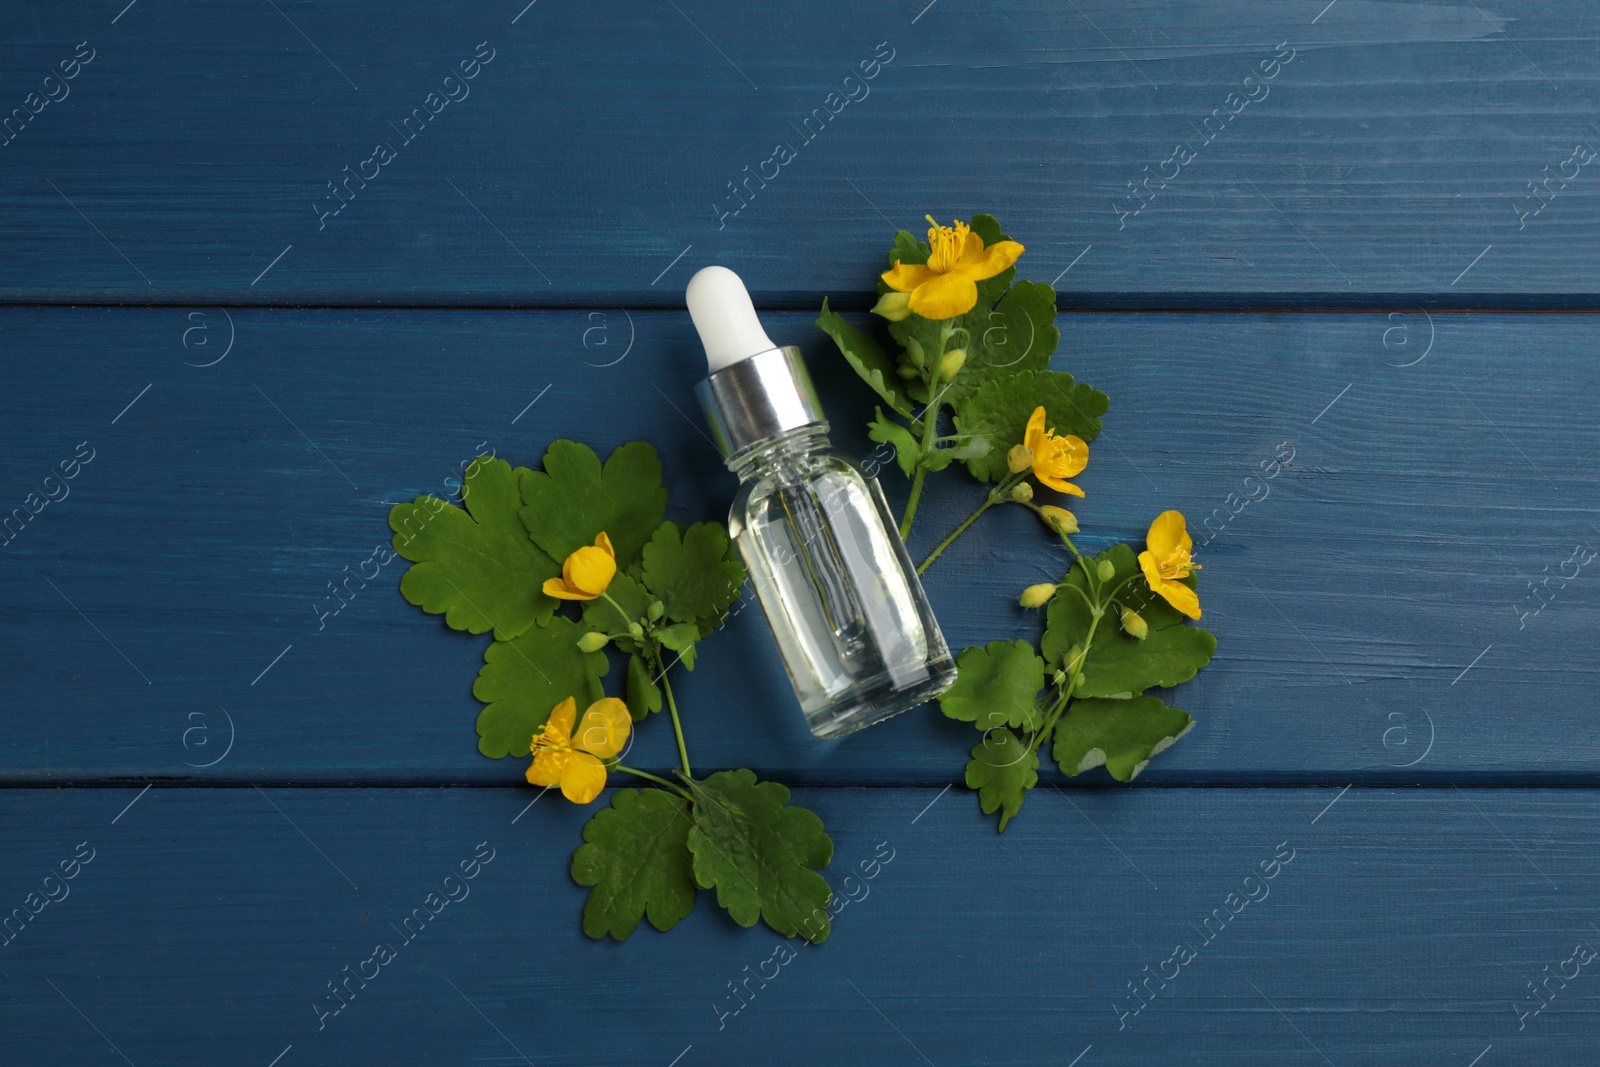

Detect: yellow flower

[1138,510,1201,620]
[542,531,616,601]
[526,696,632,803]
[1024,406,1088,497]
[880,216,1025,320]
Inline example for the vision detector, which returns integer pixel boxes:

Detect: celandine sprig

[819,212,1219,829]
[390,442,836,942]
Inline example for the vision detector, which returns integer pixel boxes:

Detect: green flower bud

[1121,607,1149,640]
[896,364,919,379]
[648,600,665,621]
[628,621,645,639]
[904,336,926,367]
[1006,444,1034,474]
[1096,559,1116,582]
[1010,481,1034,503]
[871,290,913,322]
[576,631,609,653]
[936,348,967,382]
[1019,583,1056,609]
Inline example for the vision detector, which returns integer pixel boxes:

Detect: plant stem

[897,322,954,540]
[598,589,633,627]
[898,403,941,539]
[917,495,996,574]
[916,473,1022,575]
[613,763,692,798]
[1028,683,1075,759]
[1027,571,1124,759]
[655,652,692,779]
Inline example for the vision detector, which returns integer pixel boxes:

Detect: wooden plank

[0,784,1594,1064]
[2,307,1594,784]
[2,2,1600,306]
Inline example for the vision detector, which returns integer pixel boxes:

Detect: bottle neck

[726,425,830,482]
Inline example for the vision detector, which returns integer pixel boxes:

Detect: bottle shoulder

[729,445,873,519]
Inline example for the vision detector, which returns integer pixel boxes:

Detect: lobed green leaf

[940,640,1046,731]
[1052,695,1194,782]
[965,728,1039,832]
[571,788,698,939]
[817,299,915,417]
[954,369,1109,484]
[687,770,834,943]
[641,521,745,638]
[518,439,667,570]
[1043,545,1215,698]
[389,456,559,640]
[867,407,921,478]
[471,615,609,758]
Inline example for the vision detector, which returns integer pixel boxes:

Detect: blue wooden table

[4,2,1598,1064]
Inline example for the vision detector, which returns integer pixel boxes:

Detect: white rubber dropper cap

[687,265,778,372]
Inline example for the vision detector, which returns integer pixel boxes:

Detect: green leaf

[868,407,921,478]
[888,227,928,267]
[1043,545,1216,698]
[518,439,668,570]
[625,653,662,720]
[389,456,560,640]
[687,769,834,943]
[471,615,609,758]
[953,369,1109,483]
[657,621,698,671]
[947,434,991,461]
[1041,553,1101,668]
[940,640,1046,731]
[965,728,1039,832]
[1053,695,1195,781]
[640,521,746,637]
[817,298,915,418]
[940,280,1059,408]
[581,571,652,655]
[571,788,698,939]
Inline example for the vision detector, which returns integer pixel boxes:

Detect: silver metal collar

[695,345,827,458]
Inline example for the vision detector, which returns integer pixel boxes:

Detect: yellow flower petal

[957,239,1025,282]
[1036,473,1086,497]
[1146,510,1191,561]
[881,261,937,294]
[564,543,616,597]
[1024,406,1047,452]
[1037,434,1088,480]
[575,697,632,760]
[907,270,979,320]
[526,746,568,787]
[1158,577,1202,620]
[546,696,577,738]
[953,229,986,269]
[560,751,607,804]
[1140,550,1201,620]
[593,531,615,559]
[542,576,596,600]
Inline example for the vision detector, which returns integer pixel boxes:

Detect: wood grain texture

[2,2,1600,306]
[0,785,1594,1065]
[2,308,1594,784]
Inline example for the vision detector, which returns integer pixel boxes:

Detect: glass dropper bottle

[688,265,956,739]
